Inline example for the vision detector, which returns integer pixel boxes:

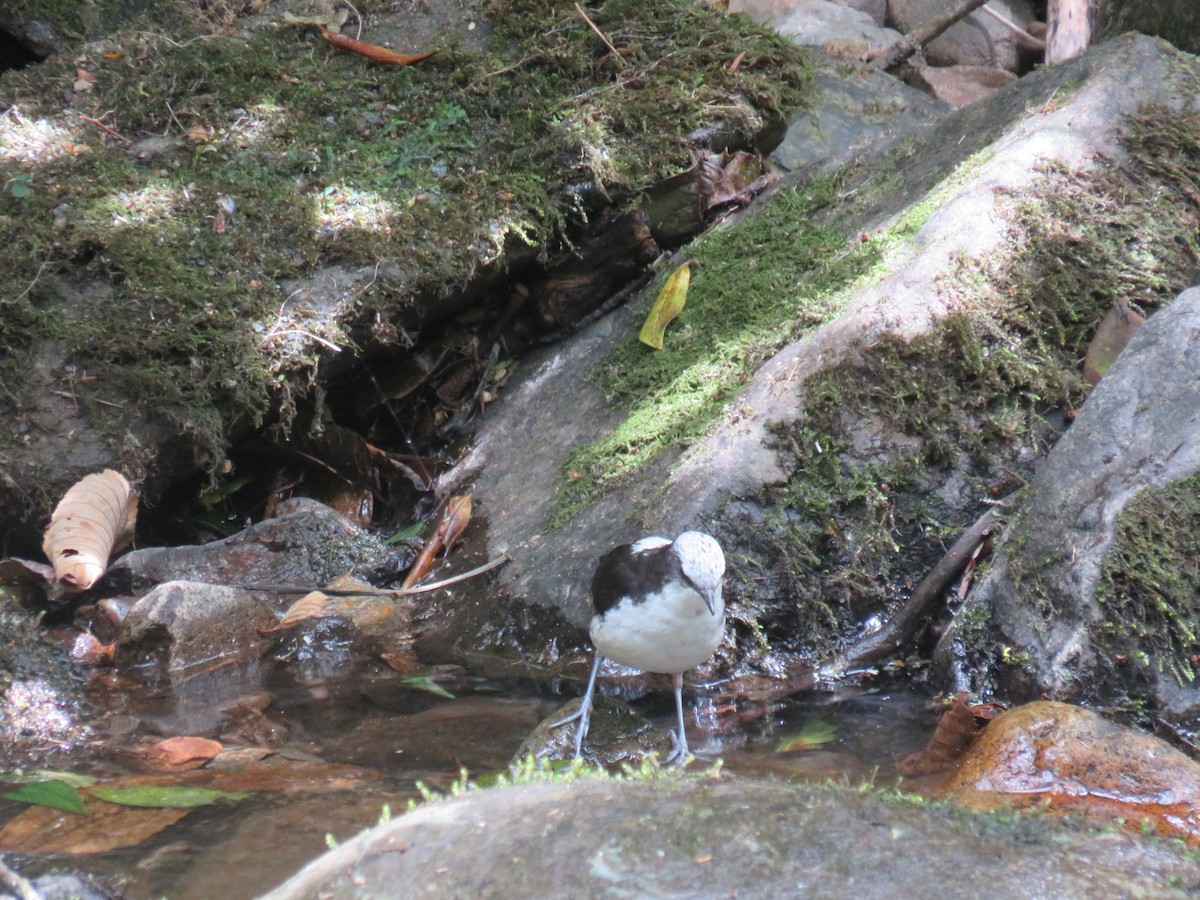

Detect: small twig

[0,856,40,900]
[980,3,1045,48]
[79,112,129,142]
[342,0,364,40]
[164,99,186,134]
[260,328,344,353]
[8,258,49,305]
[402,554,510,594]
[50,390,125,409]
[239,553,511,597]
[574,2,626,67]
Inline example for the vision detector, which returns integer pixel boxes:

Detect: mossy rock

[0,0,811,547]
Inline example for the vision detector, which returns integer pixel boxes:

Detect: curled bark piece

[42,470,138,591]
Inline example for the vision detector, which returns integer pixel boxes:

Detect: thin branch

[79,112,129,142]
[0,856,40,900]
[980,3,1045,48]
[869,0,991,70]
[238,553,511,597]
[8,258,49,305]
[260,329,344,353]
[826,508,999,675]
[575,2,626,66]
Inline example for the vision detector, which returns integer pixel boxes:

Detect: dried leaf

[775,720,837,753]
[639,262,691,350]
[317,25,439,66]
[325,594,394,629]
[895,693,1006,776]
[0,798,189,854]
[87,784,250,808]
[185,124,215,143]
[265,590,331,632]
[282,8,348,28]
[114,758,383,794]
[380,648,422,672]
[263,578,395,633]
[131,737,223,773]
[1083,298,1146,385]
[706,151,777,209]
[400,676,456,699]
[2,780,88,814]
[400,493,473,589]
[42,470,137,591]
[438,493,473,551]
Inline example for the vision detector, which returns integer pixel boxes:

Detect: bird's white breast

[590,581,724,674]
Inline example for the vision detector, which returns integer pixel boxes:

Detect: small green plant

[6,174,32,198]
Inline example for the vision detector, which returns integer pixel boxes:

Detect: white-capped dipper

[555,531,726,763]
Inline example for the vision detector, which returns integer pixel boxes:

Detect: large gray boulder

[261,777,1200,898]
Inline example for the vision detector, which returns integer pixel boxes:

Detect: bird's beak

[703,589,718,616]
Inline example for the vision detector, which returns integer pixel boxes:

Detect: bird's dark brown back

[590,542,684,616]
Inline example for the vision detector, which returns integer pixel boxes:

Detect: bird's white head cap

[672,531,725,614]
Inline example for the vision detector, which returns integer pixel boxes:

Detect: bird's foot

[549,708,582,728]
[550,698,592,760]
[665,729,693,766]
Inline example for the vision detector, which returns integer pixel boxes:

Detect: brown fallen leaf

[400,493,473,589]
[894,692,1006,776]
[380,648,422,673]
[0,796,188,854]
[131,736,223,773]
[113,758,383,794]
[43,470,138,591]
[262,575,396,633]
[317,25,439,66]
[265,589,332,633]
[1083,298,1146,386]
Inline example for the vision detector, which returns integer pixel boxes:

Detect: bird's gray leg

[551,654,603,759]
[666,672,690,765]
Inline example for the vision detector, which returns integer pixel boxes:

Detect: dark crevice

[0,28,44,72]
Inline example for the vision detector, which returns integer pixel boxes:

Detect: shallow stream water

[2,662,939,899]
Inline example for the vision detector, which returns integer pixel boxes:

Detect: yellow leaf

[639,262,691,350]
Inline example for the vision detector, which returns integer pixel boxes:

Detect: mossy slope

[0,0,810,532]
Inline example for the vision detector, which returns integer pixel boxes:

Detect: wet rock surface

[946,701,1200,846]
[262,776,1200,899]
[119,581,276,675]
[106,499,393,593]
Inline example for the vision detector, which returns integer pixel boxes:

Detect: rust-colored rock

[946,701,1200,846]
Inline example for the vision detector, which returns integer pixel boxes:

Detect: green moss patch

[721,107,1200,658]
[1097,475,1200,688]
[726,310,1081,655]
[551,176,884,525]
